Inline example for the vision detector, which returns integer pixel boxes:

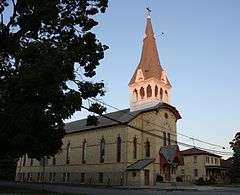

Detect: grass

[0,186,83,195]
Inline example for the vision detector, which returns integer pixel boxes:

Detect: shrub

[195,177,207,185]
[176,176,183,182]
[156,175,163,182]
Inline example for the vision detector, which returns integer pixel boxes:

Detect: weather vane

[146,7,152,17]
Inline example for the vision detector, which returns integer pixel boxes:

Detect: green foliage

[230,132,240,183]
[195,177,207,185]
[0,155,17,180]
[86,103,106,126]
[0,0,108,161]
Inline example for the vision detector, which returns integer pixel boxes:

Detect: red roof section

[181,148,221,158]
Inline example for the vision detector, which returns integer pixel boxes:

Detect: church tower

[129,14,172,112]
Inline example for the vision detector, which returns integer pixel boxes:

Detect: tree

[0,0,108,164]
[230,132,240,183]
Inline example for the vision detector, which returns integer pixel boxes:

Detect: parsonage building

[177,148,225,183]
[16,15,184,186]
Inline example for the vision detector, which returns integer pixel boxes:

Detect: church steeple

[129,14,172,112]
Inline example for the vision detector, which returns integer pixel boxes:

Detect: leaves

[88,102,106,115]
[230,132,240,151]
[0,0,108,160]
[229,132,240,183]
[78,81,105,99]
[86,115,99,126]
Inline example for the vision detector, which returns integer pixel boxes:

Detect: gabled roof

[65,108,135,134]
[129,16,170,86]
[160,145,180,164]
[126,159,155,171]
[181,148,221,158]
[64,102,181,134]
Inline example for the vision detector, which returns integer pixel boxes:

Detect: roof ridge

[181,147,221,157]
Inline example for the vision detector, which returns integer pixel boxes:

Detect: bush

[156,175,163,182]
[195,177,207,185]
[176,176,183,182]
[208,176,216,184]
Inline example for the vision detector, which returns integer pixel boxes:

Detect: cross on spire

[146,7,152,17]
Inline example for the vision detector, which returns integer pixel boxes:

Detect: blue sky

[4,0,239,156]
[70,0,240,156]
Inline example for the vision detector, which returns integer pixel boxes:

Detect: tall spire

[128,12,172,112]
[146,7,153,34]
[129,15,169,85]
[145,14,154,37]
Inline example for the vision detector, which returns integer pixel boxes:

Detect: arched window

[39,157,43,166]
[66,142,70,164]
[167,133,171,145]
[140,87,145,99]
[52,155,56,165]
[30,158,33,166]
[163,132,167,146]
[40,156,48,166]
[147,85,152,97]
[82,139,87,164]
[165,90,168,97]
[133,137,137,159]
[117,136,121,162]
[164,113,168,119]
[145,140,150,157]
[160,88,163,100]
[133,89,138,101]
[100,137,105,163]
[23,155,26,167]
[155,85,158,97]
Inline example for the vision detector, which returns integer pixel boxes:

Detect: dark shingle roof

[64,102,181,134]
[181,148,221,158]
[126,159,155,171]
[160,145,179,164]
[64,108,139,134]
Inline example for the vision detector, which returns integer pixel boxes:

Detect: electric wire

[90,97,231,150]
[81,105,233,156]
[73,70,231,153]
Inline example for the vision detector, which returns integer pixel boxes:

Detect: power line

[1,101,232,155]
[89,97,231,151]
[73,69,231,151]
[71,70,232,154]
[81,105,233,156]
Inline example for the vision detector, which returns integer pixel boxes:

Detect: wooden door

[165,166,171,181]
[144,170,150,185]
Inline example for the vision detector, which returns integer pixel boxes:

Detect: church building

[15,14,182,186]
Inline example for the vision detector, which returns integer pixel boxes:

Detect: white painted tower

[129,16,172,112]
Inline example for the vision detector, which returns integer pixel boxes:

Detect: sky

[4,0,240,157]
[70,0,240,157]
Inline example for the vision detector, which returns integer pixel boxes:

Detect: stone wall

[16,108,178,186]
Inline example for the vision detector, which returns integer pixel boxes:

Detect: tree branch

[6,0,17,29]
[0,13,3,24]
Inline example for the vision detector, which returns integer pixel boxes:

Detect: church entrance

[159,145,183,182]
[164,166,171,181]
[144,170,150,185]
